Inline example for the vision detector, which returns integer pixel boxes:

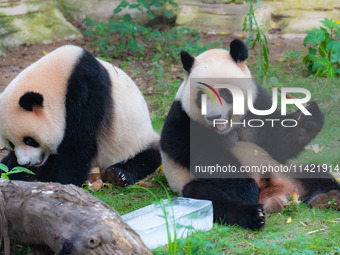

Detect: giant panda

[160,39,340,230]
[0,45,161,186]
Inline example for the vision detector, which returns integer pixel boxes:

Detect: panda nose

[206,115,222,121]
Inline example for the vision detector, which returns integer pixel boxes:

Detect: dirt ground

[0,33,305,92]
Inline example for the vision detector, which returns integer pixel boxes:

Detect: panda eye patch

[23,137,39,148]
[219,89,233,104]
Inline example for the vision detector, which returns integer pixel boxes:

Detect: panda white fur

[161,39,340,230]
[0,45,161,186]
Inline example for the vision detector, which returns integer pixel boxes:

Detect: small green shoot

[327,198,338,210]
[0,163,35,180]
[281,194,301,216]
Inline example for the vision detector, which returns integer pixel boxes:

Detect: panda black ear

[230,39,248,63]
[180,51,195,72]
[19,92,44,111]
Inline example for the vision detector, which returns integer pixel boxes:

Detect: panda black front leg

[294,102,324,142]
[34,151,91,186]
[1,151,18,170]
[256,101,324,163]
[182,180,266,230]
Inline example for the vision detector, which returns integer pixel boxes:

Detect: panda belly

[93,62,161,185]
[94,62,159,169]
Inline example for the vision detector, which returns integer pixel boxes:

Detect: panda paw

[219,203,266,230]
[229,204,266,230]
[296,102,324,139]
[238,204,266,230]
[101,166,134,187]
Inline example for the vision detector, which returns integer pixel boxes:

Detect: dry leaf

[293,192,299,203]
[158,165,164,174]
[286,217,292,224]
[305,144,324,153]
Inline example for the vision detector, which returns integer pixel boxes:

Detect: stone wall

[0,0,162,54]
[0,0,82,53]
[175,0,340,34]
[1,0,339,54]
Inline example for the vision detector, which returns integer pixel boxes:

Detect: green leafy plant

[84,0,178,59]
[303,18,340,77]
[242,0,270,78]
[327,198,338,209]
[114,0,177,20]
[0,163,35,180]
[84,18,151,58]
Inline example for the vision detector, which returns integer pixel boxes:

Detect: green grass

[92,174,178,215]
[154,205,340,254]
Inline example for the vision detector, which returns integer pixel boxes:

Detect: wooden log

[0,179,151,255]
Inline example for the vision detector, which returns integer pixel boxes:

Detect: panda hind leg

[297,176,340,210]
[182,180,266,230]
[102,147,161,186]
[308,190,340,210]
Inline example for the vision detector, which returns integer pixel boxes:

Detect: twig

[299,221,307,227]
[307,228,327,234]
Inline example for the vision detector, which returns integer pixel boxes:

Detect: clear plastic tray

[122,197,213,249]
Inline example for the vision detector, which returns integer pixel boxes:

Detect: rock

[0,1,82,54]
[265,0,340,33]
[57,0,165,23]
[176,1,249,34]
[175,0,340,34]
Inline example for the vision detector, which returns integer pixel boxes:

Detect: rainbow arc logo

[196,82,222,106]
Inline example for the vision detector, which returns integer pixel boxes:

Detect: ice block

[121,197,213,249]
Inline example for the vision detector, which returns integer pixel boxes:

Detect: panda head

[0,45,83,167]
[0,92,49,166]
[177,39,257,134]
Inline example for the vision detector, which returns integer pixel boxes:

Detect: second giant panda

[0,45,161,186]
[160,39,340,230]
